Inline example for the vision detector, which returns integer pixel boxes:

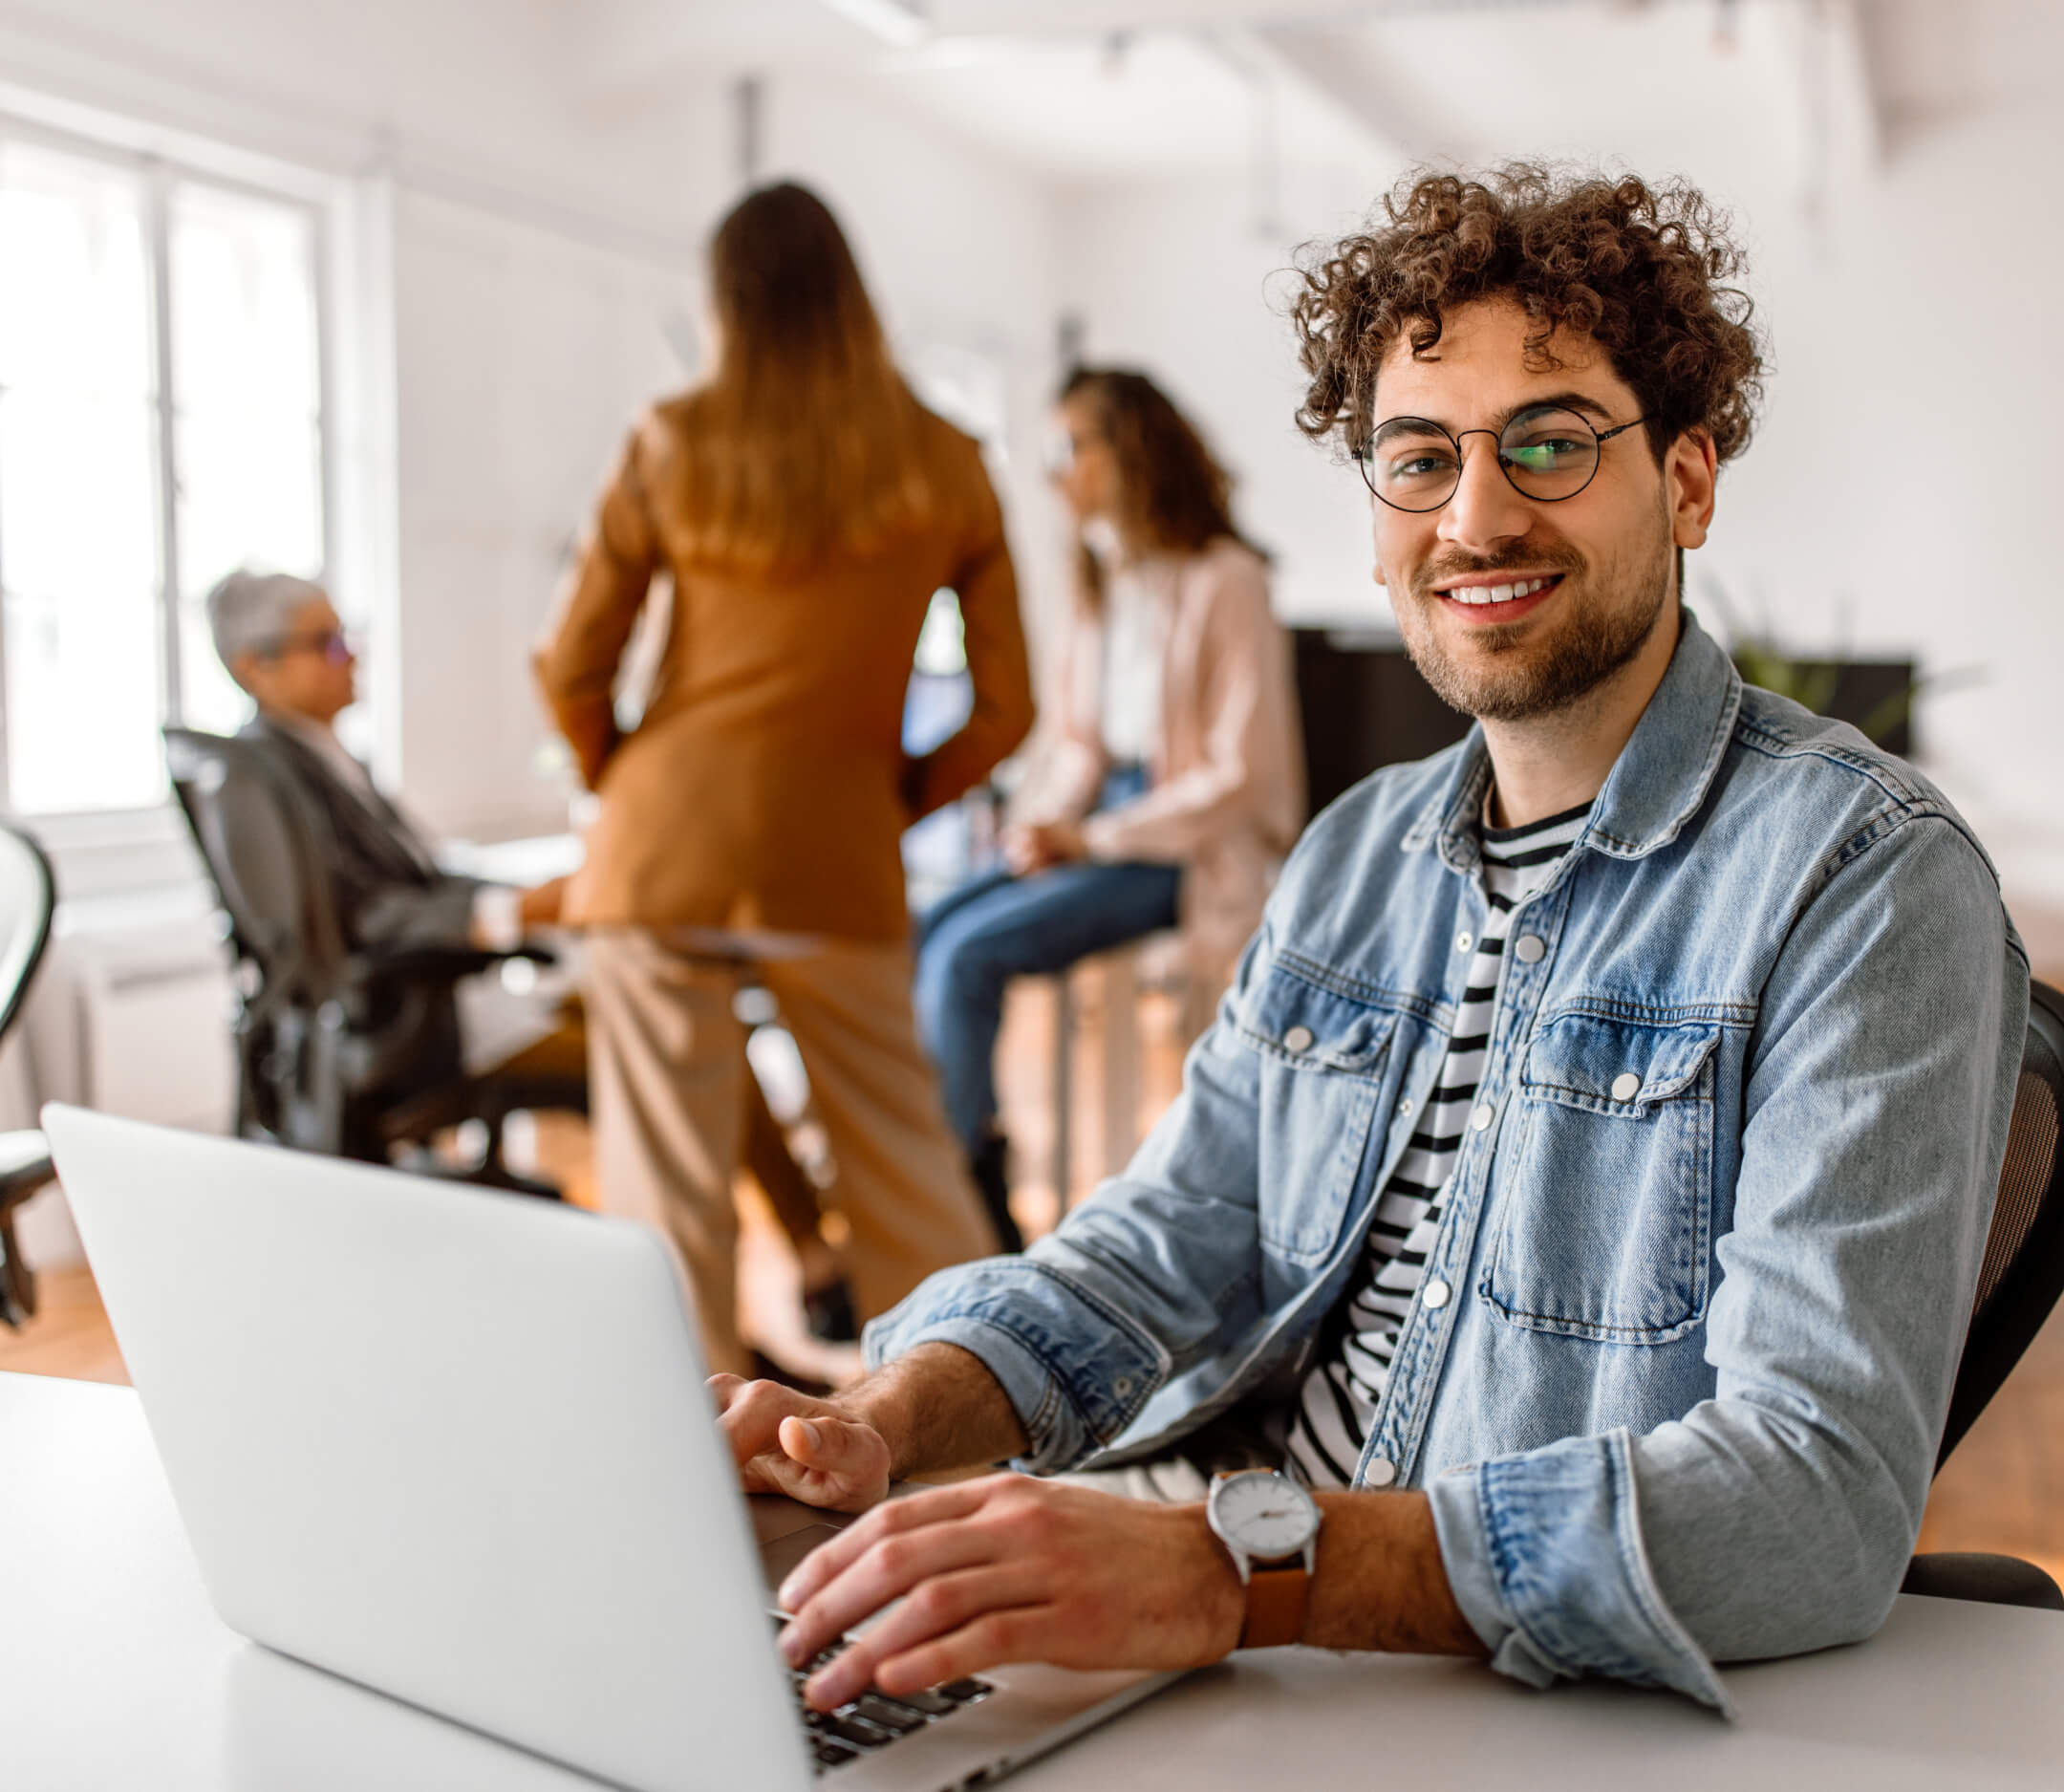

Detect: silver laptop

[42,1105,1181,1792]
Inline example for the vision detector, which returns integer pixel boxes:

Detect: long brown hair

[1060,366,1258,612]
[676,183,936,571]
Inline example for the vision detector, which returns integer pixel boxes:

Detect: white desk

[5,1370,2060,1792]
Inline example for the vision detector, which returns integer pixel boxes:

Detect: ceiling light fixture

[820,0,932,50]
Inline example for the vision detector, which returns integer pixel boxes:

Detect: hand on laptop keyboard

[772,1612,992,1773]
[715,1374,892,1514]
[777,1474,1247,1714]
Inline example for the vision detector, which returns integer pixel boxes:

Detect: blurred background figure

[535,181,1033,1379]
[204,569,581,1095]
[914,368,1303,1248]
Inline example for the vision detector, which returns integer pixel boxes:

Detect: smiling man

[718,167,2029,1716]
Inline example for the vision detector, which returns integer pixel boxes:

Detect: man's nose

[1437,438,1535,555]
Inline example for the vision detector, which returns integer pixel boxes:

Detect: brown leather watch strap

[1237,1561,1311,1650]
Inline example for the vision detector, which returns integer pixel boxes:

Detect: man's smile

[1427,571,1565,625]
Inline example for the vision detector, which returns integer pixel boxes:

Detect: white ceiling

[565,1,2064,183]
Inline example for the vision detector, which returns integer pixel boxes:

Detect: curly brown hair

[1291,164,1765,469]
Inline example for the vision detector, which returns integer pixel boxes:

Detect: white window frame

[0,95,367,879]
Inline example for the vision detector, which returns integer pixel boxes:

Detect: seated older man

[204,568,564,966]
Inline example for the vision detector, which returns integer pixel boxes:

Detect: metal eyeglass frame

[1355,404,1650,513]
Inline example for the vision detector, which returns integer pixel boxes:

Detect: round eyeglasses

[1354,403,1649,512]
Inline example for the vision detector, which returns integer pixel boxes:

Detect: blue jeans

[914,775,1180,1154]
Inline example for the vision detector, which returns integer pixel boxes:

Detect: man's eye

[1388,451,1456,480]
[1506,437,1586,469]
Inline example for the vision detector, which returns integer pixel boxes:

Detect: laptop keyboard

[772,1613,993,1774]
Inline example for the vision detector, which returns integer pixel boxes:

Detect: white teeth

[1446,575,1551,604]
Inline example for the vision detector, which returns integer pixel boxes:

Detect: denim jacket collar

[1401,605,1744,873]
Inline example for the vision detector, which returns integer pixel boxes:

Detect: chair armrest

[0,1130,54,1210]
[1903,1552,2064,1610]
[352,940,559,985]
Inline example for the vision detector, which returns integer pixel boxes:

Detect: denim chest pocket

[1236,964,1399,1263]
[1481,1011,1723,1344]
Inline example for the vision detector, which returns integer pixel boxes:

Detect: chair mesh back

[1938,981,2064,1470]
[1974,1065,2060,1321]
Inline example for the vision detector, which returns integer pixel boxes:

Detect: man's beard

[1394,526,1673,724]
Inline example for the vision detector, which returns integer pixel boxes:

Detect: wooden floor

[5,968,2059,1594]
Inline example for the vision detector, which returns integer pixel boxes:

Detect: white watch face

[1212,1471,1319,1559]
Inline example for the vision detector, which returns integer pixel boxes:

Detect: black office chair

[0,818,57,1326]
[163,727,581,1196]
[1902,977,2064,1610]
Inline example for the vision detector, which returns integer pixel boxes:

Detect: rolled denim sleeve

[866,930,1284,1473]
[1430,813,2024,1713]
[1428,1435,1736,1714]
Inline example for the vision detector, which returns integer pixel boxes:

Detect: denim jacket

[867,610,2028,1714]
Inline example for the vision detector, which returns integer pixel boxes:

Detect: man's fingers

[783,1522,1015,1680]
[800,1567,1045,1710]
[778,1478,1001,1614]
[871,1606,1048,1706]
[746,1447,877,1514]
[712,1375,799,1467]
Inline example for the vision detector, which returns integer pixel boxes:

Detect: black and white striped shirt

[1286,799,1591,1489]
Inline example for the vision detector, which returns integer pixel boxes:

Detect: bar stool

[1046,931,1212,1211]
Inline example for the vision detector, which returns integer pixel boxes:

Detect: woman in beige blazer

[536,183,1033,1377]
[914,368,1303,1243]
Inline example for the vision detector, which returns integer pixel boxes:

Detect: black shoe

[803,1278,859,1345]
[969,1133,1023,1254]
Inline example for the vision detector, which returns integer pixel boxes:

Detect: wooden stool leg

[1050,973,1073,1215]
[1101,949,1140,1180]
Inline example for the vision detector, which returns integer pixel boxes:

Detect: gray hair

[204,568,329,672]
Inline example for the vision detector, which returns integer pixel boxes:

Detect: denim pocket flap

[1239,963,1400,1075]
[1522,1012,1721,1114]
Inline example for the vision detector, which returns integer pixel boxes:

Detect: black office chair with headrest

[1903,976,2064,1609]
[163,727,579,1194]
[0,818,57,1326]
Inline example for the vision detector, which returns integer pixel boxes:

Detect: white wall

[388,189,697,839]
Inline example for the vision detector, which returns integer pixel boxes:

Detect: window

[0,128,326,815]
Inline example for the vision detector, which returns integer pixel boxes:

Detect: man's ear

[227,650,263,697]
[1669,429,1718,551]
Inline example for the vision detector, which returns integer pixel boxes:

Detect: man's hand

[711,1374,892,1515]
[775,1475,1243,1710]
[1000,819,1087,877]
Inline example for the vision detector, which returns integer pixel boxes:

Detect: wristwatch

[1205,1469,1322,1650]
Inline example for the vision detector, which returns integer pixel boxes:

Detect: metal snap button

[1364,1457,1398,1487]
[1422,1278,1451,1309]
[1454,930,1473,953]
[1113,1376,1134,1397]
[1470,1103,1494,1132]
[1282,1025,1315,1053]
[1611,1071,1642,1102]
[1514,934,1546,964]
[1398,1096,1414,1118]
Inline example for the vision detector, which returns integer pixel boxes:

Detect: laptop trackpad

[759,1522,847,1595]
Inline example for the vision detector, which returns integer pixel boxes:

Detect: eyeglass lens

[1358,404,1605,511]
